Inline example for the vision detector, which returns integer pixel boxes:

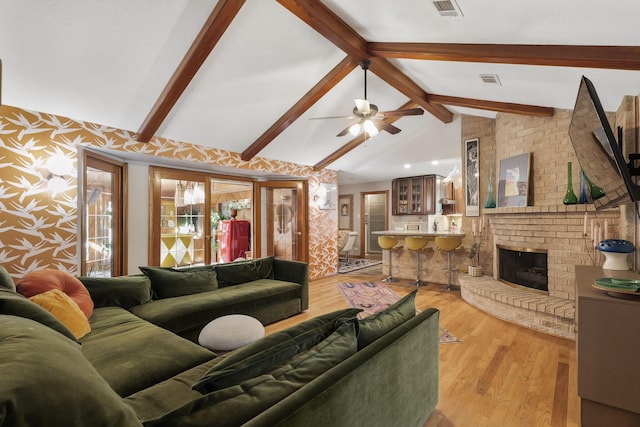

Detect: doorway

[360,191,389,256]
[254,181,308,262]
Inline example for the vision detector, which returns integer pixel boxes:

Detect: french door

[254,181,308,262]
[80,150,126,276]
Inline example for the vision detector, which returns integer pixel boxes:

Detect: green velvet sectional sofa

[0,257,440,426]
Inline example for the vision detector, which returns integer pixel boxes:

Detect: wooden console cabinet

[575,266,640,426]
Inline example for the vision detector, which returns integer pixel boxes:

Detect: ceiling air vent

[432,0,464,17]
[479,74,502,86]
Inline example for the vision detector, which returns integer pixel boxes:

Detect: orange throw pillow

[29,289,91,339]
[17,269,94,319]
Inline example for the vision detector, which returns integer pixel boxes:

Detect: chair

[405,236,430,287]
[435,236,463,291]
[338,231,358,265]
[378,236,400,283]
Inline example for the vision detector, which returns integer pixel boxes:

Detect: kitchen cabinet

[392,175,443,215]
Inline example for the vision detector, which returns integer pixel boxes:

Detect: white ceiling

[2,0,640,185]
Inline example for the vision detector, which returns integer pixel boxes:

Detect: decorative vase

[484,156,496,208]
[579,170,588,204]
[468,265,482,277]
[563,162,578,205]
[230,209,238,219]
[583,170,606,200]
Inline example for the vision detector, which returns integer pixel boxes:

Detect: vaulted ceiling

[2,0,640,184]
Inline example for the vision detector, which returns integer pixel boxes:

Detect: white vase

[468,265,483,277]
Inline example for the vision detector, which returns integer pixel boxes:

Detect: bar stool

[435,236,463,291]
[378,236,400,283]
[405,236,430,287]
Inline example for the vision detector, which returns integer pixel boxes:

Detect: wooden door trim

[254,180,308,262]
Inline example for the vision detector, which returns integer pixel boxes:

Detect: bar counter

[372,230,467,285]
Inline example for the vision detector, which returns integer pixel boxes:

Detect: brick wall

[461,98,635,300]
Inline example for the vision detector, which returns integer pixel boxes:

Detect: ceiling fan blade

[378,107,424,117]
[376,121,402,135]
[354,98,370,114]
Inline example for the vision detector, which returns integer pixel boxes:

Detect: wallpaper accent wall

[0,105,338,281]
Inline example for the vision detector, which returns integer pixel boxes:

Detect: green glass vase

[583,170,606,200]
[563,162,578,205]
[484,156,496,208]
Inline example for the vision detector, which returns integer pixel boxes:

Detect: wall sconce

[313,183,337,210]
[43,153,74,196]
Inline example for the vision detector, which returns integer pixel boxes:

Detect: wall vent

[479,74,502,85]
[432,0,464,17]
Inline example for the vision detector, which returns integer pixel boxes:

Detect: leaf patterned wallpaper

[0,105,338,281]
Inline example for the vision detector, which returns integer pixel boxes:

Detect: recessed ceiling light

[404,164,411,169]
[480,74,502,86]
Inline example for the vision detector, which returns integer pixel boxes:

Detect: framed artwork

[498,153,531,207]
[338,194,353,230]
[465,138,480,217]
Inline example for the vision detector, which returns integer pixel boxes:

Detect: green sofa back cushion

[0,265,16,291]
[0,314,142,427]
[0,287,78,343]
[214,257,275,288]
[139,265,217,299]
[78,274,153,308]
[152,321,357,427]
[192,307,361,394]
[357,290,417,350]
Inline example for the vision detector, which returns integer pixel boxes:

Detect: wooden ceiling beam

[368,42,640,70]
[313,101,419,170]
[426,94,554,117]
[369,58,453,123]
[276,0,368,60]
[277,0,452,124]
[241,55,359,161]
[136,0,245,143]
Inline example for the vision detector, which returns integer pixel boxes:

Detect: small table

[198,314,265,351]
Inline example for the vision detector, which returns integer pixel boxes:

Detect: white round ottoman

[198,314,265,351]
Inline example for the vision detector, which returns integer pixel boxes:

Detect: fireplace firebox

[497,245,548,292]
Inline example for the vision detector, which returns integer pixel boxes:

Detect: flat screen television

[568,76,640,210]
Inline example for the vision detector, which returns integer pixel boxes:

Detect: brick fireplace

[459,204,623,339]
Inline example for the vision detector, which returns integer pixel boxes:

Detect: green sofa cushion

[149,321,357,427]
[215,257,275,288]
[130,280,302,336]
[139,265,217,298]
[81,306,215,397]
[0,314,142,427]
[78,274,153,308]
[192,307,361,394]
[0,287,78,343]
[357,290,417,350]
[0,265,16,291]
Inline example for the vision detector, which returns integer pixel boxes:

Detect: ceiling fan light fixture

[349,122,362,136]
[363,120,378,137]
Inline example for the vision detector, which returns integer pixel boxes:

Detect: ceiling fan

[311,59,424,137]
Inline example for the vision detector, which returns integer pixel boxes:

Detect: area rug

[337,281,461,344]
[338,259,382,274]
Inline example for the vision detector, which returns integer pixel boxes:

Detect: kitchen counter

[373,230,465,237]
[372,230,468,285]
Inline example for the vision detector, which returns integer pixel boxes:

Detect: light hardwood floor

[265,265,580,427]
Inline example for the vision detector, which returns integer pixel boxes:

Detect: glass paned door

[81,152,125,277]
[362,191,388,255]
[159,178,207,267]
[255,181,307,262]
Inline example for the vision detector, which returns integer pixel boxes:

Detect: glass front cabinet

[392,175,443,215]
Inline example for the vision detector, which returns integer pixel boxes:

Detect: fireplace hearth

[498,245,548,292]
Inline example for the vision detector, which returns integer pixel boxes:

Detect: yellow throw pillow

[29,289,91,339]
